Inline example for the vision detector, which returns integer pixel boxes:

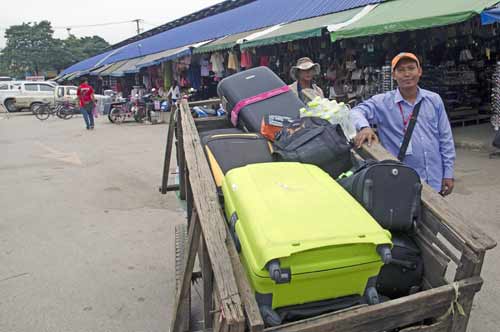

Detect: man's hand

[354,127,379,148]
[440,178,454,196]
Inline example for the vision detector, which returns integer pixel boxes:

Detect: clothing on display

[200,57,210,77]
[260,56,270,67]
[210,52,225,76]
[228,51,240,71]
[241,50,253,68]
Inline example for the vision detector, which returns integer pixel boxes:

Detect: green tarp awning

[330,0,500,41]
[240,7,364,49]
[193,28,267,54]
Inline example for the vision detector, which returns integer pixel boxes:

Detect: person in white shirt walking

[166,80,181,106]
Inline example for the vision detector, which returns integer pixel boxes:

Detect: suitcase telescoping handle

[377,245,417,270]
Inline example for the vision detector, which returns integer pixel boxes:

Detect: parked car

[0,81,57,112]
[55,85,78,104]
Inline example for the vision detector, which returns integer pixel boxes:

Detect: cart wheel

[175,224,191,332]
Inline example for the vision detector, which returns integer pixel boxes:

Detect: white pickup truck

[0,81,58,112]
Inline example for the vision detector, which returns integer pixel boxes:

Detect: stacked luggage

[197,67,425,326]
[221,163,392,325]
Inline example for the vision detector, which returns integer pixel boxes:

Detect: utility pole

[133,19,143,35]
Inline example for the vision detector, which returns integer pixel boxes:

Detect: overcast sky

[0,0,222,48]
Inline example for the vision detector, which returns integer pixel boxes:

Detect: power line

[142,21,162,27]
[53,19,138,30]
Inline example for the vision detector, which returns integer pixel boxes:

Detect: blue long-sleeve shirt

[350,88,456,192]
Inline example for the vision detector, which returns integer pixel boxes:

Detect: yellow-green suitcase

[221,162,392,325]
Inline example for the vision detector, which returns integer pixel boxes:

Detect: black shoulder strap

[398,100,423,162]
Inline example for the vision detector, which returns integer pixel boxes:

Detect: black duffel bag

[272,117,352,178]
[338,159,422,232]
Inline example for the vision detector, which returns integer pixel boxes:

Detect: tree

[0,21,109,78]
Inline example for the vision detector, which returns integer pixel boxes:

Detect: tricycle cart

[160,99,496,332]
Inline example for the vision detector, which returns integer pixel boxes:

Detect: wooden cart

[160,99,496,332]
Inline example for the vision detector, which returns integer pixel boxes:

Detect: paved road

[0,112,498,332]
[448,148,500,332]
[1,113,185,332]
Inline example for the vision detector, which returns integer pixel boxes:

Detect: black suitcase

[338,160,422,232]
[376,234,424,299]
[201,129,273,188]
[217,66,303,132]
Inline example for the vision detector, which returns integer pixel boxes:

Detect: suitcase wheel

[229,213,241,253]
[365,287,380,305]
[259,305,282,327]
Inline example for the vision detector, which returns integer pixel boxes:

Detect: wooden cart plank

[179,100,245,330]
[189,99,222,107]
[177,106,187,200]
[194,117,232,132]
[225,223,265,332]
[359,144,496,253]
[264,277,482,332]
[171,211,202,332]
[399,318,452,331]
[201,236,214,329]
[416,234,449,288]
[451,250,485,332]
[159,105,178,194]
[417,223,460,264]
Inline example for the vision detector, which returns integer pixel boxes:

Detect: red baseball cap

[391,52,420,71]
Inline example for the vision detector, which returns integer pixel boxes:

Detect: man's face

[298,68,314,82]
[393,59,422,89]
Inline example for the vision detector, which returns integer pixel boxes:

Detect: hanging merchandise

[492,62,500,130]
[227,51,240,71]
[210,52,225,77]
[379,65,393,93]
[240,49,253,69]
[260,56,270,67]
[188,58,202,90]
[200,56,210,77]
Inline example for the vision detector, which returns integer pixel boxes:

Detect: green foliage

[0,21,109,78]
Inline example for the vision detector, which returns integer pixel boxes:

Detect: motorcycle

[108,94,149,124]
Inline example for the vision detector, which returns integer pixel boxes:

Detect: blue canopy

[62,0,380,74]
[481,4,500,24]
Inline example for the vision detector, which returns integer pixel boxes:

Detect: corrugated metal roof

[88,63,114,76]
[109,57,147,77]
[134,45,193,70]
[240,6,363,49]
[62,0,381,74]
[99,61,128,76]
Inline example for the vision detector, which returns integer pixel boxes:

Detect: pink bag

[92,106,98,118]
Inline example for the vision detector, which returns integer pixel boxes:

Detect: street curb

[454,140,492,152]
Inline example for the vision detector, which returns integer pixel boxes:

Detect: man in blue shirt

[351,52,456,195]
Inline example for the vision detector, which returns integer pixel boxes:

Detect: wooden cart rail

[161,99,496,332]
